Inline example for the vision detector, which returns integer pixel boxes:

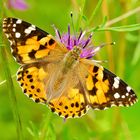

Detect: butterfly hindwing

[3,17,61,64]
[48,90,90,118]
[86,65,137,110]
[17,62,90,118]
[17,63,48,103]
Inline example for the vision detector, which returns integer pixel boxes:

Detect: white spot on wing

[104,107,108,110]
[113,77,120,89]
[126,93,129,96]
[121,95,125,98]
[114,92,120,99]
[5,34,9,38]
[24,28,31,34]
[2,24,6,28]
[12,28,16,32]
[94,108,100,110]
[16,19,22,24]
[3,29,6,32]
[113,82,119,88]
[15,32,21,38]
[127,86,131,92]
[31,24,36,28]
[119,104,123,107]
[24,25,36,34]
[111,104,116,107]
[13,24,16,27]
[9,40,13,45]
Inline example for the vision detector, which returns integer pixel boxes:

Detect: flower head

[7,0,28,10]
[54,25,103,59]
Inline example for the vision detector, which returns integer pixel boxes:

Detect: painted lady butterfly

[2,17,138,118]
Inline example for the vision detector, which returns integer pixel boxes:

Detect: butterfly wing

[17,62,90,118]
[17,63,48,103]
[3,17,66,64]
[85,64,137,110]
[48,89,90,119]
[3,17,69,109]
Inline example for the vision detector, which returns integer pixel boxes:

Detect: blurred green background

[0,0,140,140]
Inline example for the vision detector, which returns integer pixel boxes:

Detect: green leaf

[89,0,103,24]
[82,15,88,22]
[100,16,108,28]
[27,121,39,140]
[46,123,56,140]
[90,23,140,32]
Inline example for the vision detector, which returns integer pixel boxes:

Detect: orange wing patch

[48,88,90,118]
[17,35,58,63]
[2,18,63,64]
[17,64,48,103]
[86,65,137,110]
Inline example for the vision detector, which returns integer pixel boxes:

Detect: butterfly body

[3,17,138,119]
[62,46,81,73]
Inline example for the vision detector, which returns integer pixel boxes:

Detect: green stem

[88,0,103,25]
[101,0,114,72]
[105,6,140,27]
[0,74,16,86]
[0,1,24,139]
[39,112,53,140]
[89,23,140,32]
[75,0,86,31]
[0,43,24,140]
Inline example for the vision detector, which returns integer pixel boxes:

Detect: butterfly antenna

[94,42,116,53]
[100,42,116,48]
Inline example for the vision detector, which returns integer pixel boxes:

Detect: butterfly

[2,17,138,119]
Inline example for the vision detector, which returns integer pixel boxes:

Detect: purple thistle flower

[7,0,28,10]
[54,25,103,59]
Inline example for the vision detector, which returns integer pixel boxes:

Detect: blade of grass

[75,0,86,31]
[39,112,53,140]
[0,43,24,140]
[106,6,140,27]
[100,16,108,28]
[88,0,103,25]
[27,121,40,140]
[46,123,56,140]
[89,23,140,32]
[0,74,16,86]
[101,0,114,72]
[0,2,23,138]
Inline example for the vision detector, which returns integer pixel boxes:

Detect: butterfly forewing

[3,18,62,64]
[85,65,137,110]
